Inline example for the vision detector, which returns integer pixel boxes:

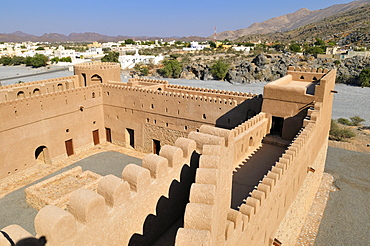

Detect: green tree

[30,54,48,68]
[305,46,325,55]
[35,47,45,50]
[209,41,216,48]
[50,57,60,64]
[350,116,365,126]
[272,43,285,52]
[60,57,72,62]
[211,60,229,81]
[314,38,325,46]
[25,56,33,66]
[0,56,13,66]
[359,68,370,87]
[159,60,182,78]
[124,39,135,45]
[12,56,25,65]
[329,120,356,141]
[289,43,301,52]
[101,52,119,63]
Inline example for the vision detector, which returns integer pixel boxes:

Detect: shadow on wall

[215,97,263,130]
[128,152,200,246]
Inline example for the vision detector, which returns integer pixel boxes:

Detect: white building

[183,42,210,51]
[118,49,164,69]
[54,46,76,59]
[232,46,252,53]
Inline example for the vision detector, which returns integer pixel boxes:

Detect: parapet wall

[1,138,197,245]
[0,76,79,103]
[176,113,270,245]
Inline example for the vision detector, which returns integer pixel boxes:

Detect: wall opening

[105,128,112,143]
[33,88,40,95]
[17,91,25,99]
[65,139,74,156]
[93,130,99,145]
[153,139,161,155]
[271,116,284,137]
[126,128,135,148]
[91,74,103,84]
[35,146,51,164]
[57,83,63,91]
[82,73,87,86]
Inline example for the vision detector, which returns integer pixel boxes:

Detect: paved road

[0,67,69,81]
[0,151,141,235]
[315,147,370,245]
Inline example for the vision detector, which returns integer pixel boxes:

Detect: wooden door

[93,130,99,145]
[65,139,74,156]
[106,128,112,143]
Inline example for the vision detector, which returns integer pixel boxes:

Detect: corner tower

[74,62,121,87]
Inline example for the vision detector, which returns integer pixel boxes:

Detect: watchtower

[74,62,121,87]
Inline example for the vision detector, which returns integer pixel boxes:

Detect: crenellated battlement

[74,62,120,70]
[2,138,197,245]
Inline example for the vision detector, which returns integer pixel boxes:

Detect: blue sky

[0,0,355,37]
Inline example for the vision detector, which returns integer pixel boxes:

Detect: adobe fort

[0,62,336,245]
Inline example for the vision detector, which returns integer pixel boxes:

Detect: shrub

[210,60,229,81]
[329,120,356,141]
[158,60,182,78]
[350,116,365,126]
[337,116,365,126]
[359,68,370,87]
[337,118,352,125]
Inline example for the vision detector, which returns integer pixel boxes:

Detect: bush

[101,52,119,63]
[337,116,365,126]
[210,60,229,81]
[329,120,356,141]
[337,118,352,125]
[158,60,182,78]
[359,68,370,87]
[350,116,365,126]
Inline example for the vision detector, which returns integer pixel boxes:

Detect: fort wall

[0,84,104,179]
[0,65,336,246]
[0,76,78,103]
[101,83,261,152]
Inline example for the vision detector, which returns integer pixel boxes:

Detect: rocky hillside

[236,3,370,45]
[215,0,370,40]
[177,53,370,85]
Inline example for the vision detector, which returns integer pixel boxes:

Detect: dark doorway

[153,139,161,155]
[93,130,99,145]
[126,128,135,148]
[65,139,74,156]
[91,74,103,84]
[82,73,87,86]
[35,146,51,164]
[106,128,112,143]
[271,116,284,137]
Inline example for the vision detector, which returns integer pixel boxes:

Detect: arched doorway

[35,146,51,164]
[17,91,25,99]
[33,88,41,95]
[91,74,103,84]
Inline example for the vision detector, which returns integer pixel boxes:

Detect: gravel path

[315,147,370,245]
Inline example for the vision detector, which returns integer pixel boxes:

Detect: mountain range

[214,0,370,40]
[1,0,370,43]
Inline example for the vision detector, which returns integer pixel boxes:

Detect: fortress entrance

[271,116,284,137]
[35,146,51,164]
[153,139,161,154]
[126,128,135,148]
